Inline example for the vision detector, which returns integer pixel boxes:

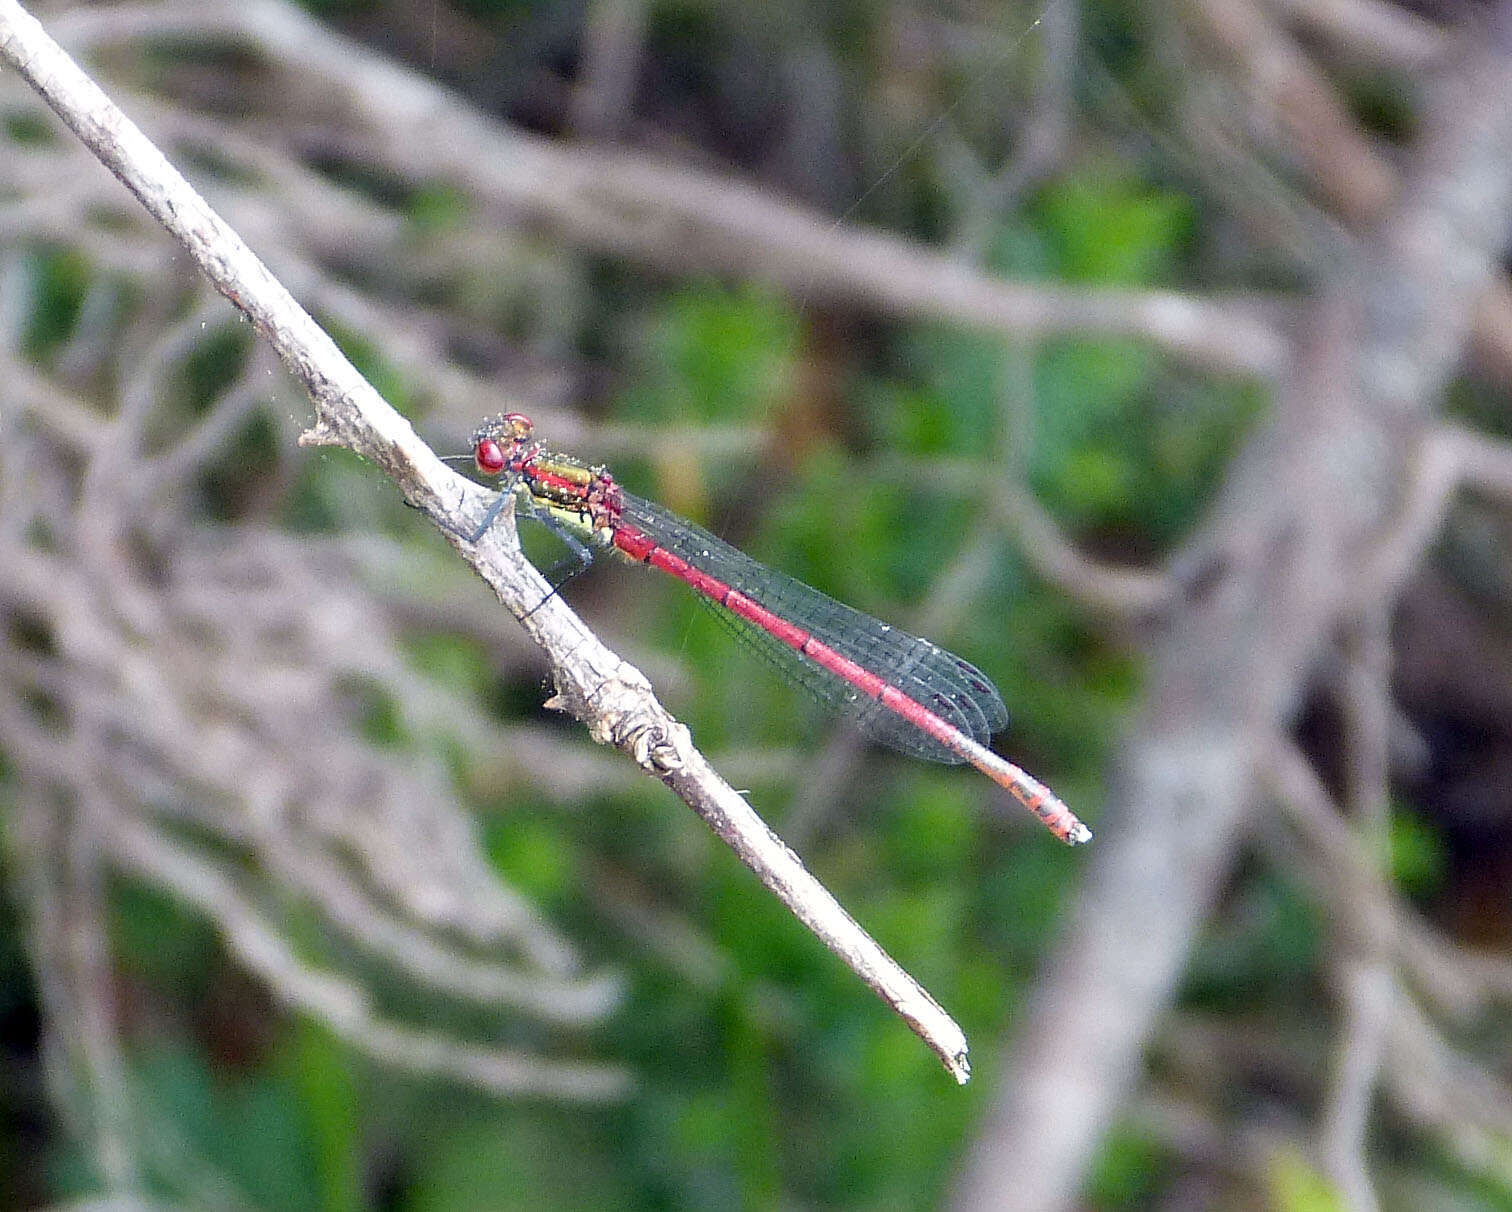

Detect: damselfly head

[470,412,535,476]
[473,438,506,475]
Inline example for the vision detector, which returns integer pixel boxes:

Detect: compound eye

[474,437,507,475]
[501,412,534,438]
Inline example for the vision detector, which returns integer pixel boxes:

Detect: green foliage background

[0,1,1481,1210]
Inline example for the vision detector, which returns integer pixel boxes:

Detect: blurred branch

[571,0,649,142]
[250,823,622,1024]
[107,813,631,1100]
[1469,281,1512,387]
[46,0,1291,378]
[1264,0,1447,71]
[1357,421,1512,601]
[954,11,1512,1207]
[0,516,628,1047]
[1267,739,1503,1023]
[943,0,1078,260]
[11,780,139,1197]
[1087,18,1352,272]
[1208,733,1512,1198]
[1273,728,1512,1180]
[993,481,1173,617]
[0,0,974,1082]
[1194,0,1396,224]
[1317,610,1392,1212]
[1440,422,1512,502]
[1385,988,1512,1175]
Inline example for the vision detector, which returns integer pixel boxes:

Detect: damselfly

[463,413,1090,845]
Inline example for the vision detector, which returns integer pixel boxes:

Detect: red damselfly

[463,413,1090,845]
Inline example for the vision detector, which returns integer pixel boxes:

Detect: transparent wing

[617,493,1008,763]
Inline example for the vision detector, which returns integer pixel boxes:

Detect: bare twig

[0,0,973,1080]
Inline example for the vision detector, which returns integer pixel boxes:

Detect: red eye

[474,438,507,475]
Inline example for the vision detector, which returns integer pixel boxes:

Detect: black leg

[466,488,515,544]
[518,505,598,617]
